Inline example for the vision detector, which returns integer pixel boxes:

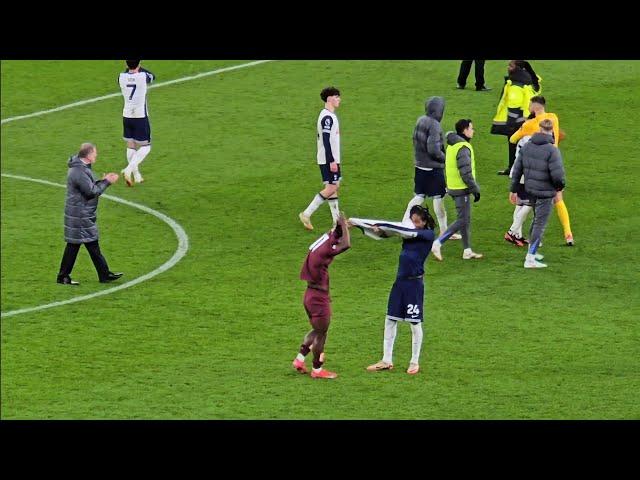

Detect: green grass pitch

[1,60,639,419]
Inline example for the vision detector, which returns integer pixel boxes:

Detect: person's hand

[473,192,481,203]
[329,162,338,173]
[509,192,517,205]
[104,173,119,183]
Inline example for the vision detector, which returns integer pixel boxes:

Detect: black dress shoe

[476,85,492,91]
[57,276,80,285]
[100,272,124,283]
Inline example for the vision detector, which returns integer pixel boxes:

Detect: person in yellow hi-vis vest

[505,96,574,246]
[491,60,541,176]
[431,119,483,261]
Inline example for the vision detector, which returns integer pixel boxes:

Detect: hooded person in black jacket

[491,60,540,175]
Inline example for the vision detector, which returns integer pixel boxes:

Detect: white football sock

[511,205,532,238]
[403,194,425,221]
[382,318,398,364]
[296,353,305,361]
[327,197,339,223]
[410,323,423,365]
[129,145,151,174]
[303,193,326,217]
[126,148,136,164]
[432,196,448,233]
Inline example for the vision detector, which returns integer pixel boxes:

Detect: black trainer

[497,168,511,175]
[100,272,124,283]
[57,276,80,286]
[476,85,492,91]
[456,84,465,89]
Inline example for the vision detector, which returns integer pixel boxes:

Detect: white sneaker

[133,173,144,183]
[524,253,547,268]
[524,260,547,268]
[431,240,443,261]
[449,233,462,240]
[462,249,483,260]
[534,253,544,261]
[298,212,313,230]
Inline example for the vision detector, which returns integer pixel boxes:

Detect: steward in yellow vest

[492,60,542,175]
[431,119,483,261]
[445,133,479,197]
[491,60,541,136]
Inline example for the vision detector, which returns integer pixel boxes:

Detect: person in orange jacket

[505,96,574,247]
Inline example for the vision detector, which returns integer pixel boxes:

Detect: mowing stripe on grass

[0,60,274,125]
[0,173,190,318]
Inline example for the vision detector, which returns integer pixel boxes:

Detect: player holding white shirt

[299,86,342,230]
[119,60,155,186]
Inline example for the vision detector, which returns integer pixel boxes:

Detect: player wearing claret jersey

[119,60,155,186]
[293,213,350,379]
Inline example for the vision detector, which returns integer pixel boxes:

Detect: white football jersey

[119,69,155,118]
[316,109,340,165]
[511,135,532,184]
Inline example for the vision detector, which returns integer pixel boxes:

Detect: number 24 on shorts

[407,304,420,315]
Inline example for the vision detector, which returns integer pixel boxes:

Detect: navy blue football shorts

[414,167,446,197]
[515,183,532,206]
[123,117,151,144]
[319,163,342,184]
[386,278,424,323]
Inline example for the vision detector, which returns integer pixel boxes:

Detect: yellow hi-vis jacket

[491,75,542,134]
[445,141,475,190]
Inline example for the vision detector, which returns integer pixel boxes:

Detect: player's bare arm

[336,213,351,249]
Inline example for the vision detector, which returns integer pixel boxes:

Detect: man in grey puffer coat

[404,96,459,239]
[509,119,566,268]
[57,143,123,285]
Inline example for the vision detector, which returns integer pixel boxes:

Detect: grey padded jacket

[510,133,565,199]
[63,155,112,243]
[413,96,446,169]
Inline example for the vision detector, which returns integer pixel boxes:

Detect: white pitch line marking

[1,173,190,318]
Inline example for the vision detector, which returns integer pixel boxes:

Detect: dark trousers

[508,139,518,169]
[457,60,486,89]
[58,240,110,281]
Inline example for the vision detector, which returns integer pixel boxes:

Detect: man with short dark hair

[119,60,155,186]
[299,86,342,230]
[431,119,483,261]
[510,119,566,268]
[57,143,123,285]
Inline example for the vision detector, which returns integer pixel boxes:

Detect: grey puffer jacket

[413,96,445,169]
[64,155,112,243]
[445,132,480,196]
[510,133,565,198]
